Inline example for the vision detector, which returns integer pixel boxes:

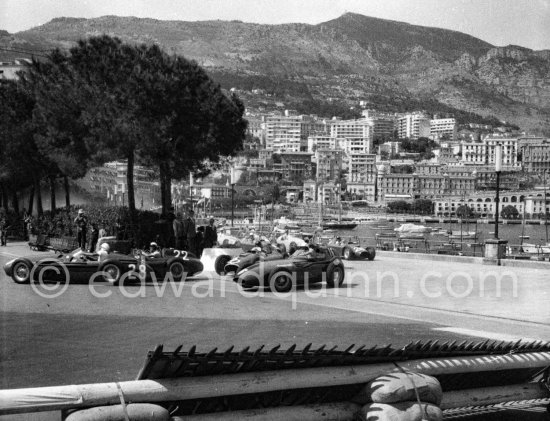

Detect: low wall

[377,250,550,269]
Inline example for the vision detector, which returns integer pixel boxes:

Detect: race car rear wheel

[100,262,122,285]
[11,259,32,284]
[269,270,293,293]
[214,255,232,275]
[367,247,376,261]
[168,260,186,281]
[343,247,351,260]
[326,262,345,288]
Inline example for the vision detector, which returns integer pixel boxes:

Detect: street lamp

[494,144,502,239]
[230,168,235,227]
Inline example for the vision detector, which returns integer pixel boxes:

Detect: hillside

[2,13,550,134]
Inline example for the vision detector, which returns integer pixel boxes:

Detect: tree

[387,200,410,213]
[456,204,474,219]
[0,80,44,216]
[413,199,433,215]
[501,205,519,219]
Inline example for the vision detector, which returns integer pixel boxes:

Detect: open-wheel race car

[3,244,203,285]
[234,245,345,292]
[327,239,376,261]
[223,243,286,275]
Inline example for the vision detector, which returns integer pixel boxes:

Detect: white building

[397,112,431,140]
[430,118,457,141]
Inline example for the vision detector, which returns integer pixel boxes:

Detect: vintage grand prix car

[327,240,376,260]
[3,247,203,285]
[234,246,345,292]
[223,244,286,275]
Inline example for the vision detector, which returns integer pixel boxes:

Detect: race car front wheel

[100,262,122,285]
[11,259,32,284]
[168,260,186,281]
[343,247,351,260]
[214,255,232,275]
[326,263,345,288]
[269,271,294,293]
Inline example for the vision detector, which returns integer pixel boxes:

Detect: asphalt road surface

[1,242,549,420]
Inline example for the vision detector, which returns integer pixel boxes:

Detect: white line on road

[431,327,543,342]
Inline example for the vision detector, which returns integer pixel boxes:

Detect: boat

[394,223,432,233]
[448,230,478,240]
[321,221,357,230]
[520,243,550,254]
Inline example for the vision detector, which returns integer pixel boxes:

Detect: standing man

[173,212,184,250]
[74,209,88,250]
[203,218,218,248]
[185,209,197,255]
[0,213,8,246]
[89,222,99,252]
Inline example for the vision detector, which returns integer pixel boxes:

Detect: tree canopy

[15,35,247,223]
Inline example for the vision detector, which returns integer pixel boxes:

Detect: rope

[393,362,428,421]
[115,382,131,421]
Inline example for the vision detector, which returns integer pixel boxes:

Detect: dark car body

[327,242,376,260]
[224,245,285,274]
[234,246,345,292]
[3,248,203,284]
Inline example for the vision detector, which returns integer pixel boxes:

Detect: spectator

[98,222,107,239]
[89,222,99,252]
[196,226,204,257]
[0,214,8,246]
[166,207,176,248]
[203,218,218,248]
[74,209,88,249]
[183,209,197,255]
[173,212,184,250]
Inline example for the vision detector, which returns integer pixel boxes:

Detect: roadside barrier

[1,342,549,420]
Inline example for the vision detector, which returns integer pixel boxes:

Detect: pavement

[0,241,549,420]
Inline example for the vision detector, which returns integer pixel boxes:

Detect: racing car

[3,247,203,285]
[223,243,286,275]
[327,239,376,260]
[234,245,345,292]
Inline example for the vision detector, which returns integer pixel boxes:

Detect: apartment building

[521,141,550,174]
[461,137,519,168]
[330,119,374,153]
[278,152,314,182]
[430,118,457,141]
[397,112,431,140]
[315,149,344,181]
[307,134,335,152]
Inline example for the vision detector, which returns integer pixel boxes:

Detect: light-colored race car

[275,233,308,254]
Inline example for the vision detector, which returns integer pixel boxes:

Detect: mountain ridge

[2,13,550,134]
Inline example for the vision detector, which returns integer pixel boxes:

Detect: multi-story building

[348,153,376,184]
[278,152,314,183]
[397,112,431,140]
[330,119,374,153]
[307,134,335,152]
[461,137,519,168]
[265,112,302,152]
[245,115,266,146]
[521,141,550,174]
[378,173,417,202]
[362,110,397,140]
[430,118,457,141]
[315,149,344,181]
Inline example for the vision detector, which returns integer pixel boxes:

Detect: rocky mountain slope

[2,13,550,134]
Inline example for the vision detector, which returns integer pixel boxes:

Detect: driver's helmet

[100,243,110,252]
[150,242,159,250]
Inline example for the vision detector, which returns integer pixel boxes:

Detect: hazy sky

[2,0,550,50]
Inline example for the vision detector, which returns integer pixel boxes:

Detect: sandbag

[64,403,170,421]
[357,401,443,421]
[353,372,442,405]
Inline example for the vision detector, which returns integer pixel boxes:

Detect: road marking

[431,327,543,342]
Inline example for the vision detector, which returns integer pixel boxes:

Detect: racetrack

[2,241,549,391]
